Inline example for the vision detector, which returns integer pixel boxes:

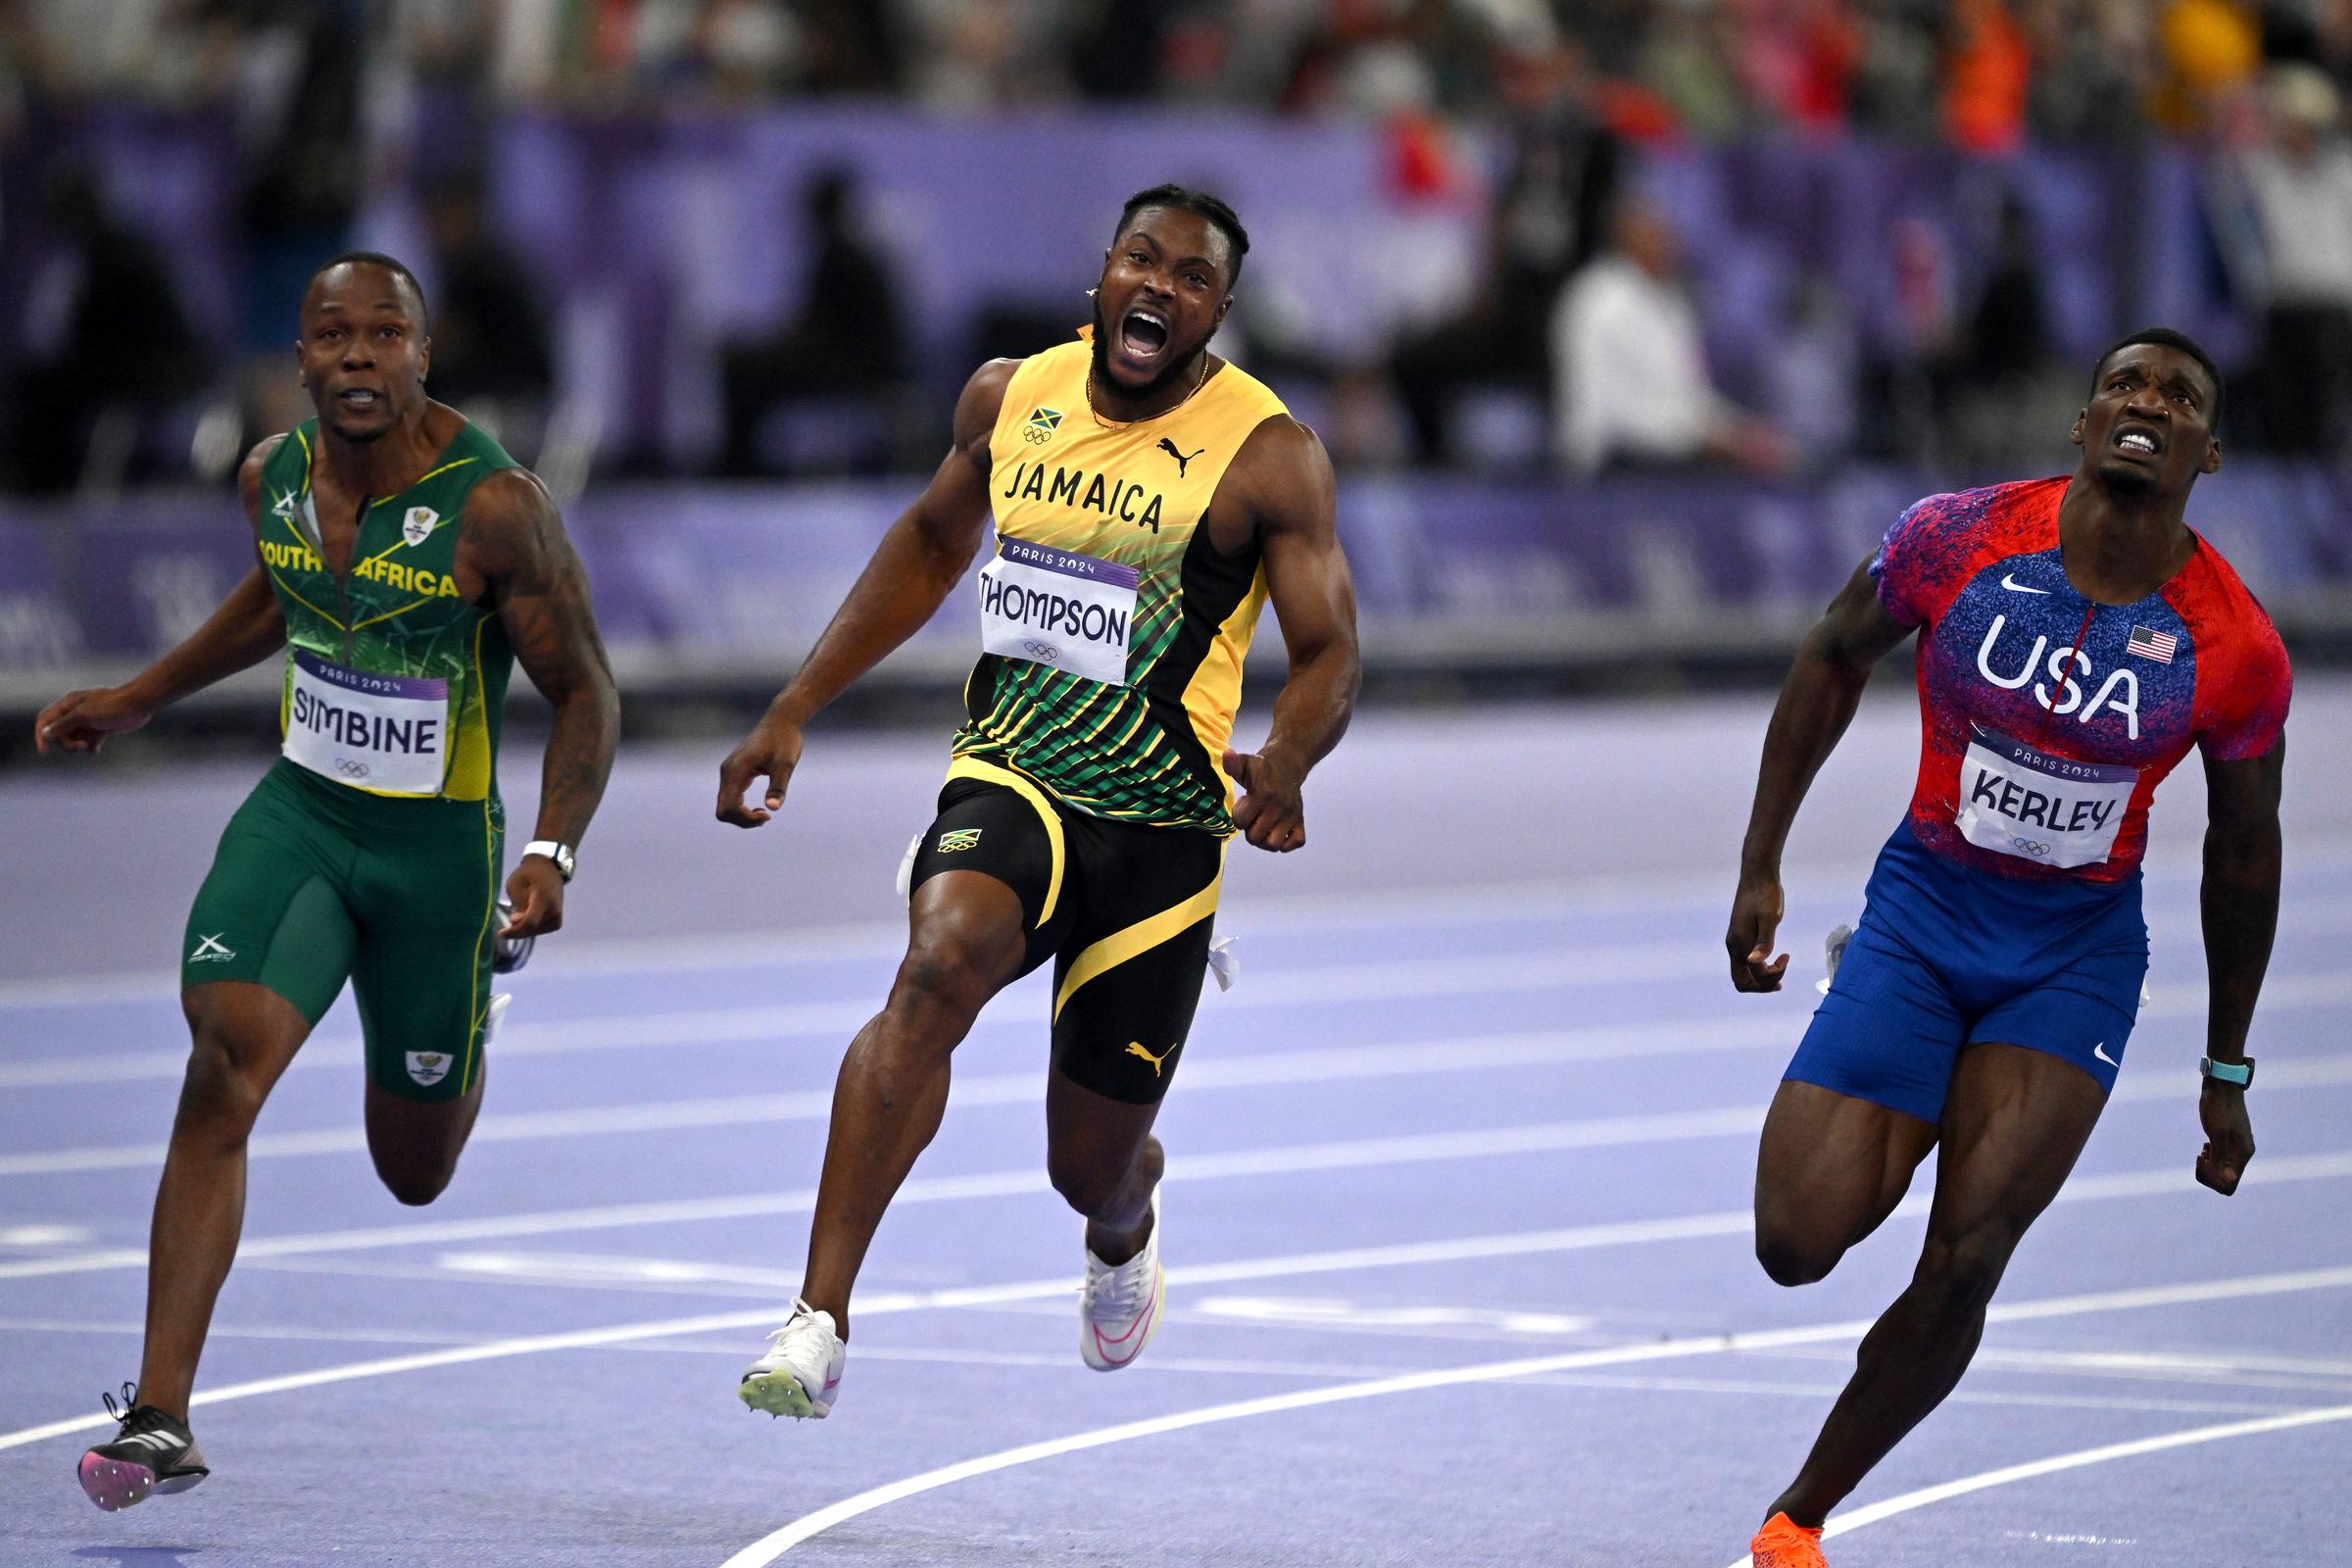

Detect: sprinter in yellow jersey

[36,255,618,1506]
[717,185,1360,1418]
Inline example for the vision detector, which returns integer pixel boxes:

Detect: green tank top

[254,419,518,801]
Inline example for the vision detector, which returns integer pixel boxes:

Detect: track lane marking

[8,978,2351,1173]
[1705,1401,2352,1568]
[716,1262,2352,1562]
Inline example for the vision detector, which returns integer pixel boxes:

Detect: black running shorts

[907,757,1224,1104]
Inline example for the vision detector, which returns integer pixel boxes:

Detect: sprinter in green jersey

[35,253,620,1510]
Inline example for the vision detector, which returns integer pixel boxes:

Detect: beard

[1091,293,1203,398]
[2093,452,2163,497]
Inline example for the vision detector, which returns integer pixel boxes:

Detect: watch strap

[2200,1054,2254,1088]
[520,840,576,882]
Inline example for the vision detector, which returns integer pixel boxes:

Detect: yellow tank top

[953,334,1289,834]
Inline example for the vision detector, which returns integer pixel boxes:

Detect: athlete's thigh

[1049,822,1223,1105]
[1756,1080,1937,1258]
[1924,1040,2108,1248]
[181,765,361,1029]
[1763,917,1956,1250]
[906,774,1073,974]
[346,799,501,1105]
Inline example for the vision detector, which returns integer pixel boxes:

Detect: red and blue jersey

[1872,476,2290,885]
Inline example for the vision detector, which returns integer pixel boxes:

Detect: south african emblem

[1023,407,1062,445]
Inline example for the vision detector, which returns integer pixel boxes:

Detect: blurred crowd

[6,0,2352,495]
[11,0,2352,139]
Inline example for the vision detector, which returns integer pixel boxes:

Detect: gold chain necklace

[1086,351,1210,427]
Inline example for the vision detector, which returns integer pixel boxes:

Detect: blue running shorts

[1785,821,2148,1124]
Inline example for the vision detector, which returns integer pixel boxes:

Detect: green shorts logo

[406,1051,452,1087]
[937,828,984,854]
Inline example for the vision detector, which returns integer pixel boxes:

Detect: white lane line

[9,1045,2352,1293]
[0,866,1787,1011]
[11,972,2352,1173]
[0,1007,1799,1160]
[1696,1401,2352,1568]
[11,902,2352,1088]
[16,838,2351,1010]
[716,1262,2352,1563]
[3,1158,2348,1469]
[0,932,1821,1091]
[0,1104,1771,1280]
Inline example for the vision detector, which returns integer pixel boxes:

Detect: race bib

[283,650,450,794]
[1954,726,2137,869]
[978,537,1138,687]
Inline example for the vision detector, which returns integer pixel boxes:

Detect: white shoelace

[1085,1250,1154,1319]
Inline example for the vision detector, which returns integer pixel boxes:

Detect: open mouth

[1117,307,1171,365]
[336,388,383,412]
[2114,426,2161,458]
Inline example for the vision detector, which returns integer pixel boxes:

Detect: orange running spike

[1749,1511,1827,1568]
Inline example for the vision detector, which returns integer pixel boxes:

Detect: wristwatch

[2199,1054,2255,1088]
[520,840,576,882]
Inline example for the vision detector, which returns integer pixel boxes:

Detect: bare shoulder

[236,433,291,520]
[1229,414,1336,535]
[953,358,1022,451]
[462,467,566,579]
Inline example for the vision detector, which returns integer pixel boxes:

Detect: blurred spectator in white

[1549,194,1788,476]
[5,166,207,494]
[1391,37,1618,466]
[717,169,906,476]
[2235,62,2352,453]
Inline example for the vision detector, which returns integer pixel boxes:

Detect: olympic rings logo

[1022,640,1061,661]
[2009,836,2051,857]
[334,757,372,779]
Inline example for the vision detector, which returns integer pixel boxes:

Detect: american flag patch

[2126,625,2178,662]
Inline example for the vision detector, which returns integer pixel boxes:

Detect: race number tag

[1954,726,2137,869]
[978,537,1138,687]
[283,650,450,794]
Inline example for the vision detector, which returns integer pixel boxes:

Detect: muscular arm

[716,361,1010,827]
[465,468,620,933]
[2192,740,2284,1196]
[1727,561,1915,991]
[34,438,288,754]
[1220,416,1360,853]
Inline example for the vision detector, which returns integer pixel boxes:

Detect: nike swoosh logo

[2001,573,2051,595]
[2093,1043,2120,1066]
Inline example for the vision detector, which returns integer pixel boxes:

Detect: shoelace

[764,1306,822,1354]
[99,1382,137,1425]
[1084,1252,1153,1319]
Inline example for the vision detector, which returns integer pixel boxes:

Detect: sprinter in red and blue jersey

[1725,328,2291,1568]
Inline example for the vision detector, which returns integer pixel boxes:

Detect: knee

[1912,1227,2014,1315]
[374,1152,456,1207]
[1047,1151,1125,1220]
[172,1035,270,1146]
[885,937,1001,1038]
[1756,1229,1843,1289]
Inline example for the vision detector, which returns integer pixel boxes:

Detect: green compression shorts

[180,759,505,1102]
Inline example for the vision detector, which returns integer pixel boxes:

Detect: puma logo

[1156,438,1204,478]
[1124,1041,1177,1077]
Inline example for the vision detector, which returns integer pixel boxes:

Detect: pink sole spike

[78,1453,157,1512]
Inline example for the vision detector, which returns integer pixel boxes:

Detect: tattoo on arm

[468,471,621,848]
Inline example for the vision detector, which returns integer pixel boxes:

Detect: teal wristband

[2200,1055,2255,1088]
